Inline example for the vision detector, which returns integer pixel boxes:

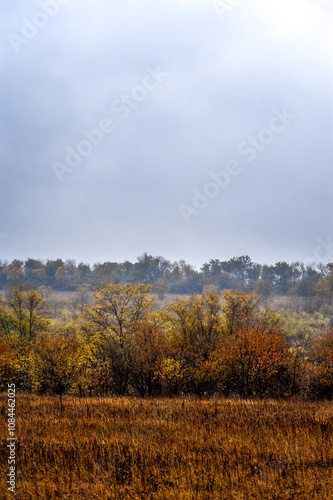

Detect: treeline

[0,254,332,299]
[1,284,333,399]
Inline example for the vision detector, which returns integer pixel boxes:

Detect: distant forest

[0,254,332,299]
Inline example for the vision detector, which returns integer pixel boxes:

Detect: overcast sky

[1,0,332,268]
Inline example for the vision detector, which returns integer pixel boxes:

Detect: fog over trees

[0,254,331,303]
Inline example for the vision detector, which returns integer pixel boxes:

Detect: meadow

[1,394,333,499]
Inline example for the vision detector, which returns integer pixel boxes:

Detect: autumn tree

[81,283,154,394]
[25,289,50,340]
[45,258,64,286]
[54,263,77,290]
[166,292,222,358]
[310,327,333,399]
[0,340,23,390]
[160,291,223,395]
[0,288,49,389]
[128,320,166,396]
[221,289,262,336]
[24,258,46,286]
[217,318,289,397]
[8,285,26,341]
[33,328,84,397]
[2,260,24,285]
[0,297,12,341]
[6,286,49,341]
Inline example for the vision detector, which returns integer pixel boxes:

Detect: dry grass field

[1,395,333,499]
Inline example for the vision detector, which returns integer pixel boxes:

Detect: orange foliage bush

[217,318,289,397]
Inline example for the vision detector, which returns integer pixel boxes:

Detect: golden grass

[1,395,333,499]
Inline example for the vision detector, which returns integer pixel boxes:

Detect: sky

[1,0,332,268]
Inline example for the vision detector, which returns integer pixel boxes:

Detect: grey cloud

[0,0,332,267]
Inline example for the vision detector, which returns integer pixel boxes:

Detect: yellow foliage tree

[81,283,154,394]
[32,328,84,396]
[221,289,262,337]
[160,291,223,395]
[129,320,166,396]
[4,286,50,341]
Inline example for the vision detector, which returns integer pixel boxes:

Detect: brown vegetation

[1,394,333,499]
